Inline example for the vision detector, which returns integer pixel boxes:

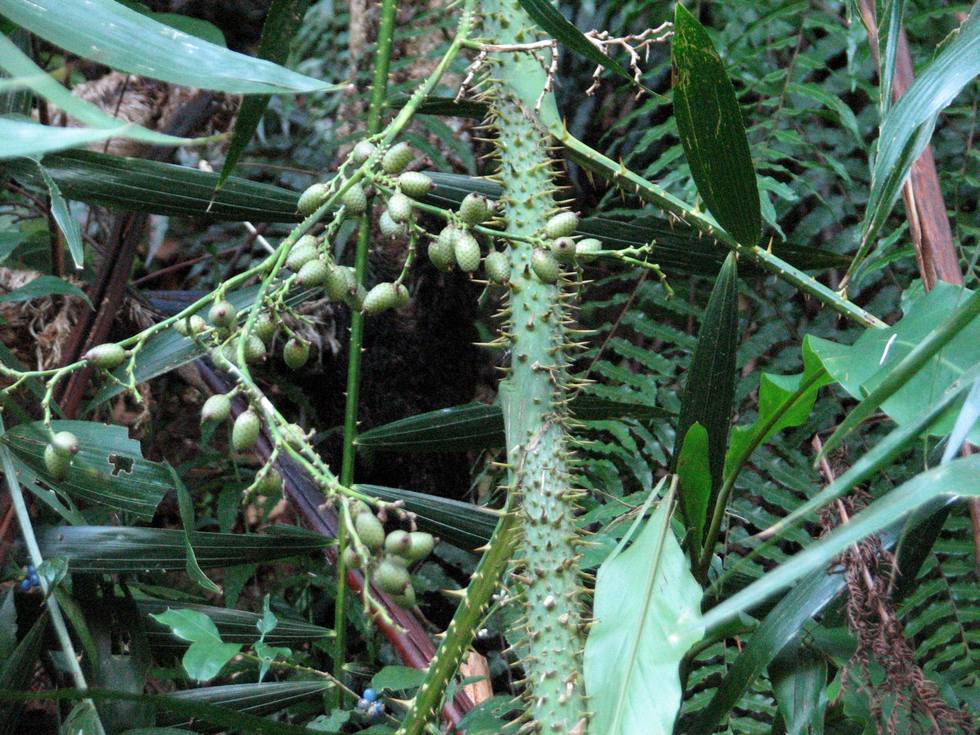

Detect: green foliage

[150,608,243,682]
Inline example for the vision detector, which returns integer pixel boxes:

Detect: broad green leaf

[356,396,669,454]
[516,0,645,94]
[371,665,427,692]
[672,4,761,246]
[2,419,170,520]
[584,496,704,735]
[0,612,48,735]
[150,608,241,682]
[724,339,833,479]
[36,525,329,573]
[672,251,739,498]
[216,0,309,191]
[356,484,498,549]
[769,640,827,735]
[0,0,342,94]
[675,423,711,551]
[810,283,980,453]
[859,6,980,261]
[0,274,90,306]
[702,454,980,630]
[36,164,83,269]
[0,34,206,149]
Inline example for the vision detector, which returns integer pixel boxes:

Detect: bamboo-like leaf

[172,465,221,594]
[672,252,739,521]
[216,0,309,191]
[813,284,980,456]
[0,274,90,306]
[516,0,645,94]
[356,483,498,549]
[769,639,828,735]
[0,611,48,735]
[675,423,711,551]
[702,454,980,630]
[36,525,330,573]
[672,4,761,246]
[858,6,980,263]
[36,164,83,269]
[0,0,342,94]
[584,492,704,735]
[877,0,907,116]
[2,420,170,520]
[150,608,242,682]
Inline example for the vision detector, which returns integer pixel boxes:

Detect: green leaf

[216,0,309,191]
[0,0,342,94]
[769,639,827,735]
[150,608,242,682]
[149,13,226,47]
[36,163,83,269]
[355,484,498,549]
[356,396,668,453]
[877,0,907,116]
[516,0,646,94]
[0,34,207,151]
[36,525,329,573]
[672,4,761,246]
[859,6,980,261]
[171,465,221,594]
[672,252,739,499]
[371,665,427,692]
[2,420,170,520]
[0,611,48,735]
[584,492,704,735]
[810,283,980,454]
[0,274,90,307]
[675,423,711,551]
[0,117,159,160]
[702,454,980,630]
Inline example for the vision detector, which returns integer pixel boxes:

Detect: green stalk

[335,0,400,707]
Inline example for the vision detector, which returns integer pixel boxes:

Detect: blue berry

[367,701,384,719]
[362,688,378,702]
[356,698,371,712]
[27,564,35,574]
[19,578,31,591]
[29,573,40,586]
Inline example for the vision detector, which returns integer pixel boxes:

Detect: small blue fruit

[19,578,31,591]
[362,688,378,702]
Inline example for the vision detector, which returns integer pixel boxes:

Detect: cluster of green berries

[528,211,602,283]
[43,430,80,480]
[343,505,435,609]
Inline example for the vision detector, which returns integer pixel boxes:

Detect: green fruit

[531,248,560,283]
[84,343,126,369]
[483,250,510,283]
[352,140,376,164]
[363,282,399,315]
[176,314,207,336]
[453,232,481,273]
[341,183,367,214]
[284,423,307,448]
[51,431,80,457]
[297,182,328,216]
[283,338,311,370]
[544,211,579,238]
[428,227,457,272]
[387,554,411,567]
[244,335,267,364]
[550,236,577,263]
[254,468,282,496]
[575,237,602,262]
[391,585,416,609]
[375,558,411,595]
[349,499,370,517]
[405,532,434,561]
[345,284,367,311]
[232,410,261,451]
[342,546,362,569]
[253,312,277,344]
[201,394,231,423]
[393,283,410,307]
[354,512,385,550]
[44,444,69,480]
[325,265,356,302]
[386,191,413,223]
[286,241,318,272]
[384,530,412,557]
[209,300,237,329]
[382,142,413,174]
[397,171,433,199]
[297,259,330,287]
[459,192,490,225]
[378,209,407,239]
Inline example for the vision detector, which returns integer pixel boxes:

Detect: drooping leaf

[0,274,90,307]
[584,495,704,735]
[810,283,980,453]
[150,608,242,682]
[171,465,221,594]
[672,251,739,505]
[0,0,342,94]
[2,420,170,520]
[36,525,329,573]
[36,163,83,269]
[855,4,980,272]
[672,4,761,246]
[216,0,310,191]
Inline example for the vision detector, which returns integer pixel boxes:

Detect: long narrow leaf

[37,163,83,269]
[0,0,341,94]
